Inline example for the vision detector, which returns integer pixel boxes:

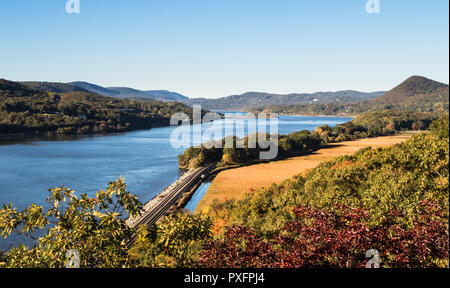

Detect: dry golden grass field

[195,133,415,213]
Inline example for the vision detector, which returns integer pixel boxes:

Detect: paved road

[126,164,214,246]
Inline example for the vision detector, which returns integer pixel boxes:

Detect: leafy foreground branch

[0,179,143,268]
[0,178,213,268]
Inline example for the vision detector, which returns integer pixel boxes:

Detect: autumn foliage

[199,201,449,268]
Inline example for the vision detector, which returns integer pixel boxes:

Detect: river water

[0,114,351,250]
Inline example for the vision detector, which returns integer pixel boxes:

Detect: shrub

[199,202,449,268]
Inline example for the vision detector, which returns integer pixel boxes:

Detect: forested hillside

[21,82,91,94]
[254,76,449,115]
[0,79,195,136]
[180,90,385,110]
[374,75,448,104]
[69,81,189,101]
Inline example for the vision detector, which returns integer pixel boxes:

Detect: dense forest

[1,115,448,268]
[0,79,196,136]
[178,109,439,169]
[21,81,91,94]
[250,102,370,116]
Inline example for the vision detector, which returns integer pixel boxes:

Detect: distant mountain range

[21,82,90,94]
[179,90,386,110]
[251,76,449,115]
[69,82,190,101]
[19,81,387,109]
[20,81,189,102]
[17,76,448,113]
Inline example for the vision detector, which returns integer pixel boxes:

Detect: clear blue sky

[0,0,448,98]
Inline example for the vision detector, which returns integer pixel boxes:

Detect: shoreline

[215,109,358,118]
[0,120,183,144]
[258,112,357,118]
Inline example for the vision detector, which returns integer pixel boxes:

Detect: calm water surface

[0,115,351,250]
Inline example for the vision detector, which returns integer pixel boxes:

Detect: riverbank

[0,121,172,141]
[262,112,357,118]
[195,132,416,213]
[219,110,357,118]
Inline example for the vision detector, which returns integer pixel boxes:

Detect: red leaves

[277,205,381,268]
[199,201,449,268]
[199,226,281,268]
